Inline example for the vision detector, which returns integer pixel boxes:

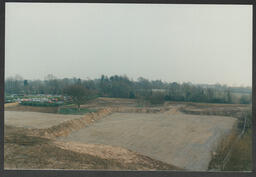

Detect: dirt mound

[54,141,181,170]
[29,107,170,139]
[32,108,113,139]
[5,125,180,170]
[164,106,183,115]
[4,102,19,108]
[61,112,237,170]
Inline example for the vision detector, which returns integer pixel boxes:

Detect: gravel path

[59,112,237,171]
[5,111,82,129]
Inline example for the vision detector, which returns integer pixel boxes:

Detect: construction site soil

[4,98,248,170]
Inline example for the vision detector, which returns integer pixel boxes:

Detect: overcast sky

[5,3,252,86]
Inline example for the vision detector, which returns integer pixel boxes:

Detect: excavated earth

[5,111,82,129]
[59,112,237,171]
[4,100,239,170]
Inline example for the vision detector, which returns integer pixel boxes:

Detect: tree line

[5,74,252,105]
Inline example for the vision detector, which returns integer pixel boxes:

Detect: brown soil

[4,126,180,170]
[5,111,82,129]
[5,107,169,138]
[4,102,19,108]
[54,141,181,170]
[4,99,247,171]
[60,112,237,171]
[31,108,113,139]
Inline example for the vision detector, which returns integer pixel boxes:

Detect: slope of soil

[223,130,252,171]
[4,102,19,108]
[4,126,180,170]
[60,112,237,171]
[4,102,242,171]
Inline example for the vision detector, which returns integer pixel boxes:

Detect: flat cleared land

[5,111,82,129]
[59,112,237,171]
[5,125,180,170]
[5,98,245,170]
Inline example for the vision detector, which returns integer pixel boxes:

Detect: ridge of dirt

[60,112,237,171]
[29,106,173,139]
[4,102,19,108]
[30,108,113,139]
[5,126,180,170]
[5,102,245,170]
[53,141,182,170]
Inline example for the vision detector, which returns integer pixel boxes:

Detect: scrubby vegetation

[223,130,252,171]
[208,109,252,171]
[64,85,97,111]
[223,110,252,171]
[147,92,165,105]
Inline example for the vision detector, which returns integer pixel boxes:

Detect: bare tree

[64,85,92,111]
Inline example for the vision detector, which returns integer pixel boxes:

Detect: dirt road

[59,112,237,171]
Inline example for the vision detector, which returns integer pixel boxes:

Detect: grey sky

[5,3,252,86]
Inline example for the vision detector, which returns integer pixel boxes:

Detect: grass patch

[58,107,97,115]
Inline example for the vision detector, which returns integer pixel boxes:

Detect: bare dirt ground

[5,126,180,170]
[5,111,82,129]
[59,112,237,171]
[4,98,246,170]
[4,102,19,108]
